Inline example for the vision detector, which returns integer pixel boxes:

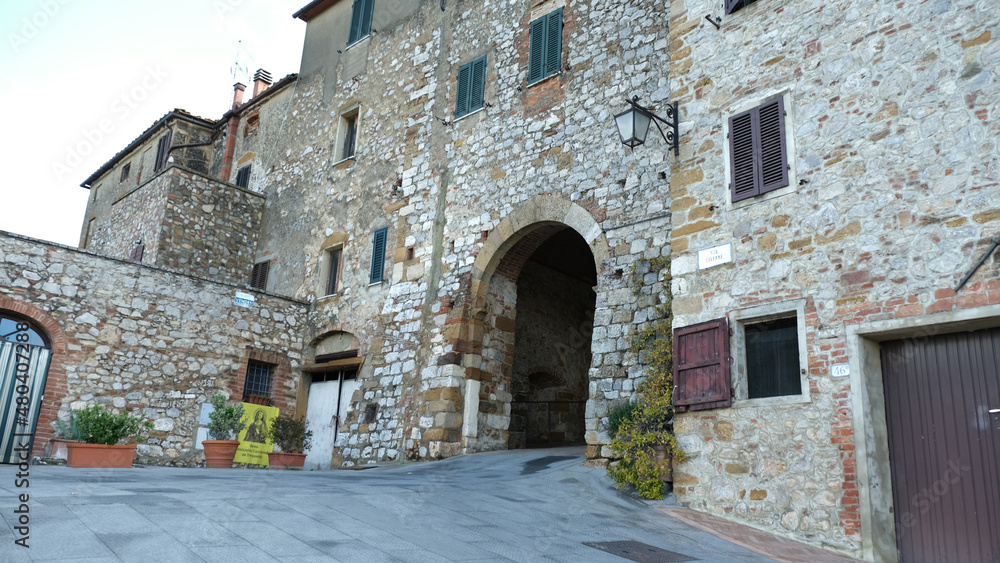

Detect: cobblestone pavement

[1,447,776,562]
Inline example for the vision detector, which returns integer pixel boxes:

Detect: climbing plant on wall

[607,256,684,499]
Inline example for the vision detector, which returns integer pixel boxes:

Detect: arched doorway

[509,228,596,448]
[0,313,52,464]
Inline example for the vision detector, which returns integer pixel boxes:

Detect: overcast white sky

[0,0,307,246]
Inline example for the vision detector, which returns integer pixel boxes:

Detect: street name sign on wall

[234,291,255,308]
[697,243,733,270]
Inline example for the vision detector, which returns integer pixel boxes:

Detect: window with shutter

[725,0,759,16]
[153,133,171,172]
[128,244,145,263]
[729,96,789,202]
[369,228,387,284]
[235,165,252,188]
[250,261,270,290]
[673,317,732,412]
[527,8,562,84]
[348,0,374,45]
[455,56,487,118]
[325,249,342,295]
[119,163,131,183]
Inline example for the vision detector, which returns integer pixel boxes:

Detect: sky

[0,0,308,247]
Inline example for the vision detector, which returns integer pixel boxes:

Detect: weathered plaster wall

[667,0,999,557]
[0,231,309,466]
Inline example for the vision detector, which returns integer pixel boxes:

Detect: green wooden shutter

[370,227,387,283]
[545,9,563,78]
[360,0,374,40]
[470,56,486,112]
[348,0,364,44]
[455,61,472,117]
[528,17,546,83]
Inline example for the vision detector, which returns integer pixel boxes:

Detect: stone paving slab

[0,448,779,562]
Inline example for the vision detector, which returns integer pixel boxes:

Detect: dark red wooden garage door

[881,328,1000,562]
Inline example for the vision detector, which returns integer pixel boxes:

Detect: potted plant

[266,413,313,469]
[48,410,83,461]
[203,393,246,468]
[65,405,153,468]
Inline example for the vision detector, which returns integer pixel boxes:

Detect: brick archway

[0,297,73,455]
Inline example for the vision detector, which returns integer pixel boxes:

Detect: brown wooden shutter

[673,317,732,412]
[128,244,145,263]
[729,108,757,202]
[757,96,789,194]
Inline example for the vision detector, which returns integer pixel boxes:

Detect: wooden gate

[881,328,1000,562]
[0,341,52,463]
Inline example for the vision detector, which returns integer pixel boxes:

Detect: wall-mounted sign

[831,363,850,378]
[234,291,255,309]
[697,243,733,270]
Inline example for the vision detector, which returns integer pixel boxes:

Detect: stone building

[1,0,997,560]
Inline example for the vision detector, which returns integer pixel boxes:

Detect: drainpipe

[220,83,246,183]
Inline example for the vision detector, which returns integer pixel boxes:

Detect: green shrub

[55,410,84,440]
[207,393,246,440]
[74,405,153,445]
[267,413,313,453]
[607,257,684,500]
[606,400,639,439]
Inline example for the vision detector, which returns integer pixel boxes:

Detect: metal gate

[0,341,52,463]
[881,328,1000,562]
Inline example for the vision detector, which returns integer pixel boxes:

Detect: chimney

[252,69,273,98]
[232,82,246,109]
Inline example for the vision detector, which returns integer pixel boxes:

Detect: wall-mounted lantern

[614,96,680,156]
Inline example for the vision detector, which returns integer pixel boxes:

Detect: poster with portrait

[234,403,278,465]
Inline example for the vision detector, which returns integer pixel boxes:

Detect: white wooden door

[303,380,340,470]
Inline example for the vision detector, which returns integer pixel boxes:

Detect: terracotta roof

[80,109,216,188]
[293,0,338,21]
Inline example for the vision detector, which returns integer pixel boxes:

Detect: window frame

[724,91,797,208]
[119,162,131,183]
[527,8,563,85]
[725,0,760,16]
[242,359,275,402]
[235,164,252,189]
[335,105,361,164]
[347,0,374,46]
[324,247,343,297]
[730,300,810,408]
[369,227,387,285]
[153,133,171,172]
[455,55,487,119]
[250,260,270,291]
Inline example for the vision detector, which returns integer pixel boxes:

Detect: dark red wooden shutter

[674,317,731,412]
[729,108,757,202]
[757,96,789,194]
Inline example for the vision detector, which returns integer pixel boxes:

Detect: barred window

[243,360,274,401]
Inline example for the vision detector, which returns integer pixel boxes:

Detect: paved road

[0,447,773,562]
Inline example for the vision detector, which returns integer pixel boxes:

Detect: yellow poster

[234,403,278,465]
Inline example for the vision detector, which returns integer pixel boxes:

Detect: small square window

[325,248,342,296]
[119,163,131,183]
[235,165,251,188]
[744,316,801,399]
[243,360,274,401]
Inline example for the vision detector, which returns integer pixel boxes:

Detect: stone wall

[0,231,309,466]
[96,174,170,263]
[667,0,999,557]
[157,167,264,285]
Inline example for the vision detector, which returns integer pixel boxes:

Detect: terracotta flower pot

[268,452,307,470]
[66,443,137,468]
[203,440,241,468]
